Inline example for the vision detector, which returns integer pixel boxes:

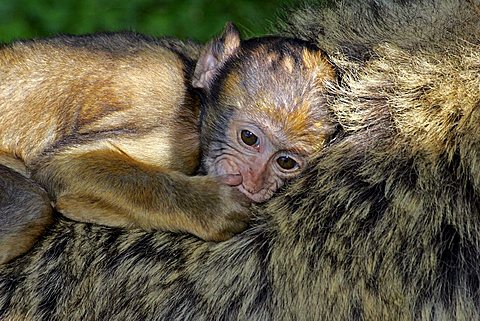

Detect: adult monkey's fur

[1,0,479,319]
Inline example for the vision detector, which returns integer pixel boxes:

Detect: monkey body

[0,28,336,263]
[0,34,201,172]
[0,33,251,258]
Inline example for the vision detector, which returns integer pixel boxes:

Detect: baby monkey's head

[193,23,337,203]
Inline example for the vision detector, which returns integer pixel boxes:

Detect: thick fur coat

[1,0,479,320]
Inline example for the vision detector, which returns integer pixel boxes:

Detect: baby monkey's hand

[186,175,251,242]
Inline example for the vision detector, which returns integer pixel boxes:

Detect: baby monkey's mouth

[219,173,243,186]
[236,184,275,203]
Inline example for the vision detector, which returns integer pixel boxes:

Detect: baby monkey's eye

[276,156,298,170]
[240,130,259,146]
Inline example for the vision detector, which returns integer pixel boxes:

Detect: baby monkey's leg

[0,155,53,264]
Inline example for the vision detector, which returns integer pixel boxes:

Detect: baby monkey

[0,23,336,263]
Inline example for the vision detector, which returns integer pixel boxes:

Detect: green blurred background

[0,0,292,43]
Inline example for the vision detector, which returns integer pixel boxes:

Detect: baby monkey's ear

[193,22,241,92]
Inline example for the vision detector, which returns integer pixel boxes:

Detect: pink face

[207,120,307,203]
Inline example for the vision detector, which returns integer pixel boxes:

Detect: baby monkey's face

[210,117,309,203]
[193,23,336,203]
[202,38,335,202]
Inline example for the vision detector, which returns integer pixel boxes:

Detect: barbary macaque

[0,23,336,263]
[1,0,479,320]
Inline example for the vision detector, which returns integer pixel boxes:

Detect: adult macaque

[1,0,479,320]
[0,24,336,263]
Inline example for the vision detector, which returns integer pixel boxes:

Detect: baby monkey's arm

[34,146,249,241]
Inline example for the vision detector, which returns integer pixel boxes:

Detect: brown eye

[241,130,259,146]
[277,156,298,170]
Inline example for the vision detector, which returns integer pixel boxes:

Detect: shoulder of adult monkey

[278,0,480,60]
[1,0,480,320]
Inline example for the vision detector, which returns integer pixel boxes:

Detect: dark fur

[0,165,53,265]
[1,0,480,320]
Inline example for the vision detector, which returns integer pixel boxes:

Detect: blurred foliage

[0,0,294,43]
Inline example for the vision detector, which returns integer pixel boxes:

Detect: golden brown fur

[0,27,336,264]
[0,33,253,263]
[1,0,479,320]
[0,37,198,164]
